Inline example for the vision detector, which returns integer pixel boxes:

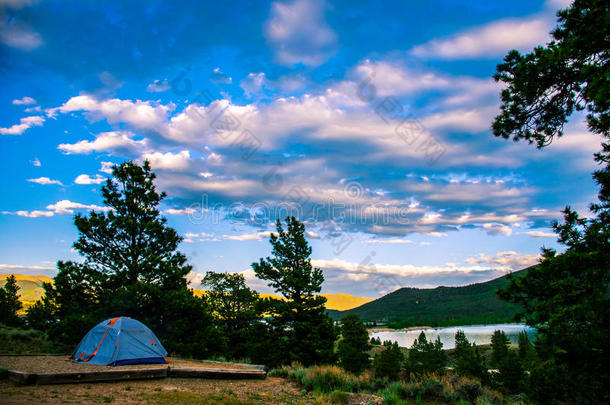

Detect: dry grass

[0,377,312,405]
[0,355,259,374]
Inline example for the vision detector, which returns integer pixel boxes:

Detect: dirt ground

[0,356,258,373]
[0,377,314,404]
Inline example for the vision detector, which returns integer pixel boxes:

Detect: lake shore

[368,322,529,333]
[367,326,433,332]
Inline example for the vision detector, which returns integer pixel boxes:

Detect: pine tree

[490,330,510,367]
[0,275,23,326]
[405,332,446,375]
[374,341,403,380]
[202,272,261,359]
[337,314,371,374]
[252,216,337,365]
[454,331,486,381]
[492,1,609,401]
[28,161,223,358]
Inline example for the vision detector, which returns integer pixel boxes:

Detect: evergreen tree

[337,314,371,374]
[202,272,261,359]
[27,161,223,358]
[490,330,510,367]
[373,341,403,380]
[497,352,524,394]
[0,275,23,326]
[517,331,534,364]
[405,332,446,375]
[252,216,337,365]
[454,331,486,381]
[492,1,609,401]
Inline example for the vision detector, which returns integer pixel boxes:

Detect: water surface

[369,323,535,350]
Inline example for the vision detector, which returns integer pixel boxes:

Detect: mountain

[1,273,371,312]
[259,293,373,311]
[189,291,372,311]
[0,274,53,311]
[328,269,528,327]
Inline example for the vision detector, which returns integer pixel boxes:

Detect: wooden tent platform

[1,356,266,385]
[7,366,266,385]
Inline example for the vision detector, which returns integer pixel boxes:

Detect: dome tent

[72,317,167,366]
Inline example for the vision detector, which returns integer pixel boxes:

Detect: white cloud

[74,174,106,185]
[50,95,171,134]
[241,72,266,97]
[27,177,63,186]
[1,210,54,218]
[146,79,170,93]
[306,231,320,239]
[45,200,108,214]
[99,161,115,174]
[12,96,36,105]
[313,258,509,277]
[223,231,272,241]
[31,158,41,166]
[465,251,539,269]
[411,17,550,59]
[265,0,337,66]
[58,131,147,154]
[482,223,513,236]
[0,115,45,135]
[141,150,191,171]
[526,230,558,238]
[164,207,197,216]
[0,19,42,50]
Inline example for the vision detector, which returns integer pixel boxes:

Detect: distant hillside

[1,274,371,312]
[189,291,372,311]
[328,269,528,327]
[0,274,53,312]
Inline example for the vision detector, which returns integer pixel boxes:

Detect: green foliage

[490,330,509,367]
[25,161,223,359]
[0,326,65,354]
[492,1,610,402]
[373,341,403,380]
[330,271,525,326]
[337,314,371,374]
[516,331,534,364]
[453,331,487,382]
[496,352,524,394]
[492,0,609,156]
[201,272,262,359]
[280,364,507,405]
[0,275,23,326]
[252,216,337,366]
[405,332,446,376]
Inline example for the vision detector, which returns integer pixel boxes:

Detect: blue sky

[0,0,600,298]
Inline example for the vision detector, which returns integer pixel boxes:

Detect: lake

[369,323,535,350]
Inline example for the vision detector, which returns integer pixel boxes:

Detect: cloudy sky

[0,0,599,297]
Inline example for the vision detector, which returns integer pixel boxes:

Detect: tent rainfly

[71,317,168,366]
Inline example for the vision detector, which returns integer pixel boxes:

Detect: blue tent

[71,317,168,366]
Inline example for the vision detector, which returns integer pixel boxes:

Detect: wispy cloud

[27,177,63,186]
[0,116,45,135]
[265,0,337,66]
[74,174,106,184]
[411,17,550,59]
[12,96,36,105]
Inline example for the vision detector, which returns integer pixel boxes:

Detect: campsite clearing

[0,356,257,374]
[0,376,313,404]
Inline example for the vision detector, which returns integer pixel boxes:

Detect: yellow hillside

[260,293,372,311]
[0,274,54,312]
[1,273,372,312]
[194,291,371,311]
